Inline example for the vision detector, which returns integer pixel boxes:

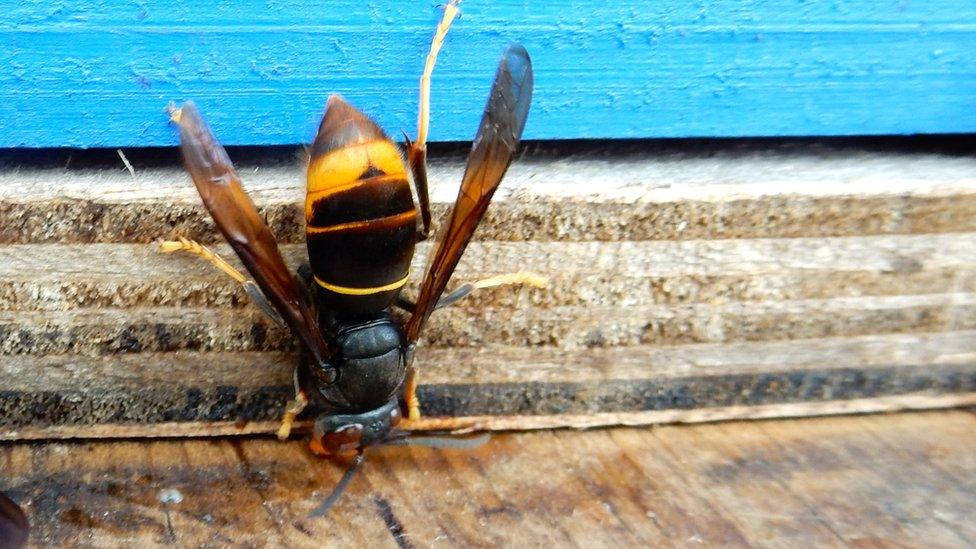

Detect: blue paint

[2,1,975,147]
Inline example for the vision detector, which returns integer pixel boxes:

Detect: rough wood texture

[1,142,975,436]
[5,393,976,443]
[3,142,976,244]
[1,330,975,434]
[4,235,976,310]
[1,411,973,546]
[2,292,975,353]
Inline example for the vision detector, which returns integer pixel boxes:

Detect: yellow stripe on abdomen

[306,210,417,236]
[314,272,410,296]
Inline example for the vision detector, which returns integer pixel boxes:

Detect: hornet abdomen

[305,96,417,317]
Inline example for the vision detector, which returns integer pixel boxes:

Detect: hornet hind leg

[159,237,285,327]
[400,0,461,421]
[399,271,548,421]
[277,368,309,441]
[160,237,308,437]
[406,0,461,240]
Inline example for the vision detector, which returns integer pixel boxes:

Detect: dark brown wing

[173,102,334,373]
[0,491,29,548]
[405,44,533,342]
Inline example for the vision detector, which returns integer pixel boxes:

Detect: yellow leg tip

[472,271,549,290]
[277,416,294,440]
[408,397,422,421]
[166,102,183,124]
[158,240,183,253]
[277,394,308,440]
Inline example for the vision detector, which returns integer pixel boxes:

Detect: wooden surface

[1,410,974,547]
[1,140,976,436]
[2,334,976,439]
[3,1,976,147]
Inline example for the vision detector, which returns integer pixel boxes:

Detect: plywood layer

[3,236,976,310]
[2,147,976,243]
[1,332,974,434]
[0,145,973,436]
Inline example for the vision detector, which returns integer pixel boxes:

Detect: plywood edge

[5,236,976,313]
[4,331,976,390]
[3,392,973,441]
[4,155,976,244]
[2,292,975,352]
[6,153,976,203]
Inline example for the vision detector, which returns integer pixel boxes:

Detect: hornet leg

[433,271,548,311]
[407,0,461,240]
[402,271,547,421]
[160,237,285,327]
[404,368,422,422]
[277,368,309,440]
[402,0,462,421]
[397,271,548,312]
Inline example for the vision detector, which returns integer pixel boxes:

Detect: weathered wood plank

[3,412,973,547]
[757,414,976,546]
[857,416,976,542]
[2,292,974,356]
[3,234,975,311]
[8,267,971,314]
[3,393,976,442]
[5,330,975,389]
[2,144,975,437]
[7,234,976,281]
[3,145,976,243]
[8,142,976,202]
[645,424,847,547]
[1,329,974,434]
[875,416,976,542]
[604,428,754,546]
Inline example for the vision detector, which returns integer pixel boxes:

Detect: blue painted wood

[2,1,975,147]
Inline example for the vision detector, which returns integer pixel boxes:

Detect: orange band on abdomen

[305,140,408,222]
[306,140,406,194]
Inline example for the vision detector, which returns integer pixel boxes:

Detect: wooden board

[1,411,973,546]
[4,1,976,147]
[4,141,976,244]
[5,235,976,310]
[2,142,976,439]
[1,329,976,438]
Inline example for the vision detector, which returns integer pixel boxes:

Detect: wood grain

[1,411,973,546]
[3,392,975,442]
[3,145,976,244]
[5,330,975,390]
[1,292,974,354]
[4,234,976,311]
[1,327,974,431]
[2,143,975,437]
